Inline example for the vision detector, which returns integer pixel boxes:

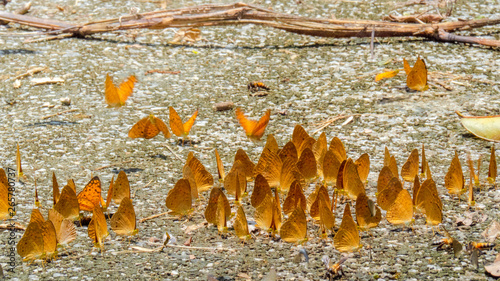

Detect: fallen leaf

[184,236,192,246]
[456,111,500,142]
[482,220,500,242]
[485,253,500,277]
[184,223,205,234]
[189,254,196,260]
[375,69,400,82]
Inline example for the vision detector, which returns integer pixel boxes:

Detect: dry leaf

[183,236,192,246]
[482,220,500,242]
[237,272,251,279]
[375,69,400,82]
[485,253,500,277]
[456,111,500,142]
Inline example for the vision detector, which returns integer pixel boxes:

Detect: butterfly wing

[235,108,258,138]
[77,176,102,212]
[407,57,428,91]
[250,109,271,140]
[104,74,120,106]
[111,197,137,236]
[54,185,80,221]
[169,107,185,137]
[113,171,130,205]
[154,116,171,138]
[117,75,137,105]
[182,109,198,137]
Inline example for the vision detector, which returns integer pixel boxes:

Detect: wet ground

[0,0,499,280]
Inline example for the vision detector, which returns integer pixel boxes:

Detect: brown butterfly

[104,74,137,107]
[234,149,255,181]
[250,174,273,208]
[257,148,304,192]
[182,153,214,196]
[165,178,192,217]
[354,153,370,183]
[296,148,318,181]
[334,204,361,252]
[224,162,246,203]
[17,221,44,261]
[128,114,171,139]
[404,57,428,91]
[111,197,138,237]
[414,178,442,226]
[283,180,307,216]
[110,171,130,206]
[342,158,366,200]
[254,192,281,233]
[77,176,102,212]
[322,150,342,186]
[386,189,414,226]
[169,106,198,140]
[235,108,271,141]
[205,187,231,226]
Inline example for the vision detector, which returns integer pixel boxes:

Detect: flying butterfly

[404,57,429,92]
[165,178,193,217]
[128,114,171,139]
[104,74,137,107]
[334,204,362,253]
[280,207,307,243]
[77,176,102,212]
[445,151,466,198]
[169,106,198,140]
[111,197,138,237]
[235,108,271,141]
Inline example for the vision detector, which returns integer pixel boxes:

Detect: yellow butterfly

[111,197,138,237]
[334,204,361,252]
[165,178,193,217]
[401,149,419,182]
[488,145,497,184]
[54,185,80,221]
[283,180,306,216]
[233,149,255,181]
[88,205,109,251]
[355,193,381,231]
[77,176,102,212]
[233,206,251,241]
[182,152,214,197]
[48,209,77,247]
[235,108,271,141]
[17,221,44,261]
[386,189,414,226]
[215,149,226,182]
[414,178,442,226]
[128,114,171,139]
[280,207,307,243]
[404,57,429,92]
[204,187,230,228]
[444,151,466,197]
[296,148,318,182]
[0,168,12,220]
[250,174,273,208]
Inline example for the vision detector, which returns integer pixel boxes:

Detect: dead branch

[0,2,498,47]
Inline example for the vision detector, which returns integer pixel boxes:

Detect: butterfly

[233,205,251,241]
[322,150,342,186]
[354,153,370,183]
[404,57,429,91]
[341,158,366,200]
[489,145,497,184]
[318,197,336,235]
[257,148,304,192]
[110,171,130,206]
[165,178,192,217]
[182,152,214,197]
[444,151,466,197]
[383,147,399,178]
[308,184,330,220]
[111,197,138,237]
[205,187,231,227]
[16,143,23,179]
[292,125,314,157]
[16,221,44,261]
[88,205,109,251]
[283,180,307,216]
[386,189,414,226]
[235,108,271,141]
[128,114,171,139]
[215,149,226,182]
[77,176,102,212]
[0,169,12,220]
[334,204,361,252]
[52,172,60,206]
[169,106,198,139]
[421,144,430,178]
[355,193,381,231]
[377,166,397,193]
[215,192,230,234]
[234,149,255,181]
[296,148,318,181]
[54,185,80,221]
[48,209,77,247]
[263,134,279,154]
[312,132,328,177]
[280,207,307,243]
[254,191,281,233]
[250,174,273,208]
[414,178,442,226]
[104,74,137,107]
[377,177,403,211]
[223,161,246,202]
[401,149,419,182]
[28,209,58,259]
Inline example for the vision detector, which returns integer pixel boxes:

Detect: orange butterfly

[169,106,198,139]
[104,74,137,107]
[128,114,171,139]
[235,108,271,141]
[404,57,429,92]
[77,176,102,212]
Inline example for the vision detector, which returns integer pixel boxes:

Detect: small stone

[60,97,71,106]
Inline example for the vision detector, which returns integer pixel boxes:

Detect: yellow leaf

[375,70,400,82]
[456,111,500,142]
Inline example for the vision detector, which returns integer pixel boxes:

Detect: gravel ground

[0,0,499,280]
